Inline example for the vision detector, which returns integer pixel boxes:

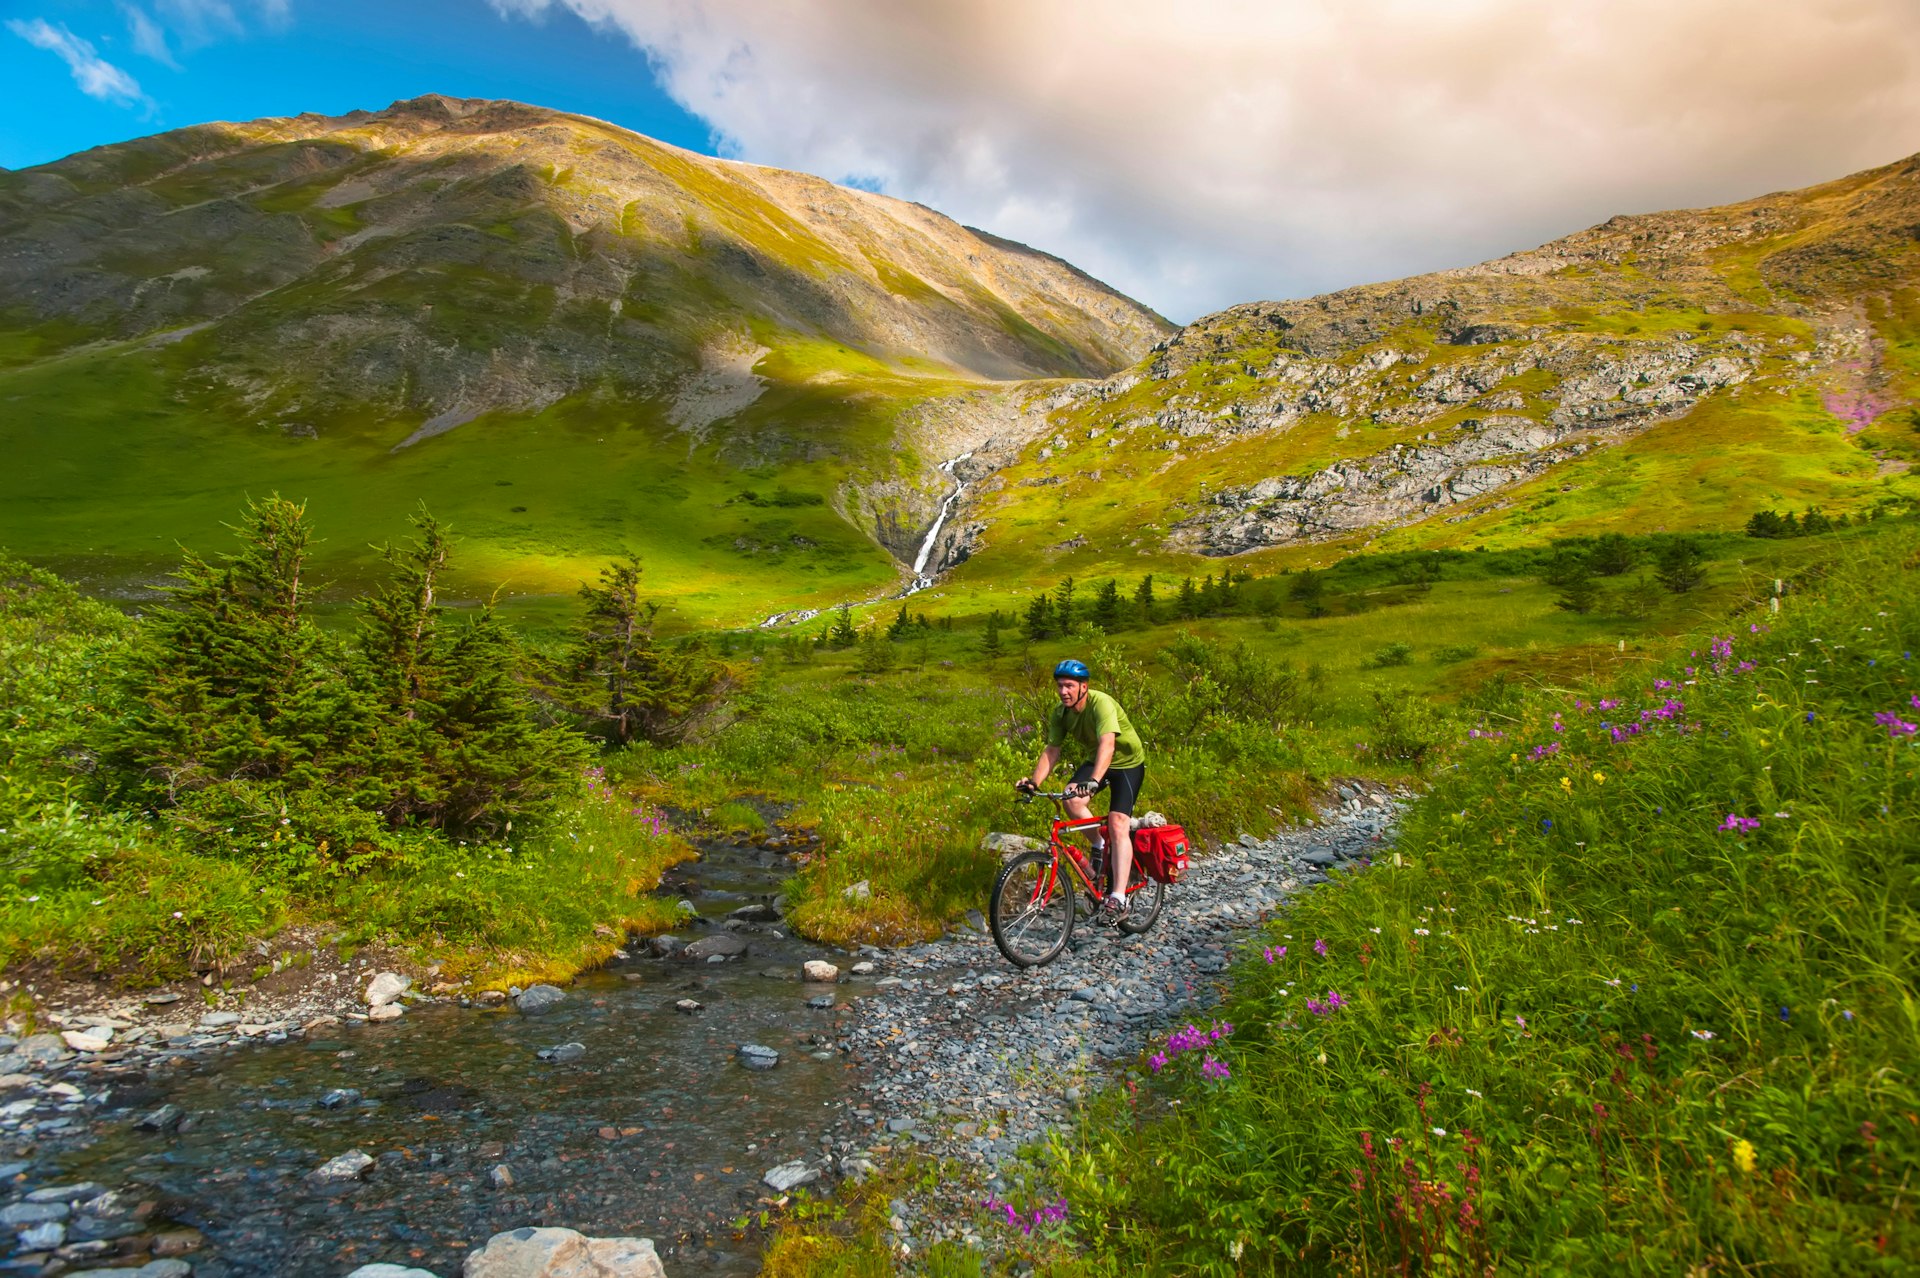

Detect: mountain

[935,150,1920,590]
[0,95,1169,615]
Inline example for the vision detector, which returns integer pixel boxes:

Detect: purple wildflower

[1718,813,1761,833]
[1314,938,1329,957]
[1877,711,1920,738]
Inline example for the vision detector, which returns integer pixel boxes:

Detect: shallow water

[48,831,869,1277]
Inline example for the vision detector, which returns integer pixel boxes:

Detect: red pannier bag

[1131,825,1191,885]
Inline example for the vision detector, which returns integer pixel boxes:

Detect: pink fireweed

[1718,813,1762,833]
[1875,711,1919,738]
[1314,938,1329,957]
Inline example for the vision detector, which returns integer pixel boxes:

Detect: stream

[8,819,873,1278]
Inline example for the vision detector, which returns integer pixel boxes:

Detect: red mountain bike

[988,789,1166,967]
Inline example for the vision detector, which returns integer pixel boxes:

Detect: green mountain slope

[931,151,1920,602]
[0,95,1171,618]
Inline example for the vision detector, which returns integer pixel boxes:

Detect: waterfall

[905,453,971,595]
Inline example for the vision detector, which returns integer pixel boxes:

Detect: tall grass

[1043,531,1920,1272]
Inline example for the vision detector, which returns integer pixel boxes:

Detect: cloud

[495,0,1920,321]
[122,3,181,68]
[8,17,155,112]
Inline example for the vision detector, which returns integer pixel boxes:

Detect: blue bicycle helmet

[1053,658,1091,680]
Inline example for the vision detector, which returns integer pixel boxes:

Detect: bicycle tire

[1118,875,1164,935]
[990,850,1075,967]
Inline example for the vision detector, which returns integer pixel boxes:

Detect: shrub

[1365,641,1413,668]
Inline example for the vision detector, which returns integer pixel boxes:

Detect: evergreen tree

[1554,558,1601,614]
[1055,576,1077,631]
[1133,574,1156,623]
[110,495,366,805]
[545,555,725,746]
[1801,506,1835,534]
[857,627,895,675]
[1287,568,1326,616]
[1176,576,1200,619]
[981,610,1005,658]
[1091,578,1123,631]
[1746,510,1788,538]
[1023,593,1056,641]
[1653,538,1708,594]
[887,603,911,640]
[1589,533,1637,575]
[827,603,857,649]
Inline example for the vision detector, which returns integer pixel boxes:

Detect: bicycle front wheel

[990,850,1075,968]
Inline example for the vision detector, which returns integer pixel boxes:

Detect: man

[1016,658,1148,924]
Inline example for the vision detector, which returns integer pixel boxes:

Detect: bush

[1365,641,1414,668]
[1432,643,1480,664]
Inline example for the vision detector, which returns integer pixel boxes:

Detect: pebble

[488,1164,515,1190]
[308,1149,374,1184]
[762,1161,819,1192]
[346,1266,443,1278]
[807,994,836,1010]
[537,1042,586,1063]
[133,1103,184,1133]
[673,999,703,1014]
[737,1044,780,1070]
[319,1088,361,1110]
[24,1182,103,1203]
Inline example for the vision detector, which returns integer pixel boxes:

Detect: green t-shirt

[1046,688,1146,770]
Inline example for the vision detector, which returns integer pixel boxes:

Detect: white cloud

[122,3,181,69]
[494,0,1920,321]
[8,17,155,112]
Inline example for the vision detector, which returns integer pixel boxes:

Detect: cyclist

[1016,658,1148,924]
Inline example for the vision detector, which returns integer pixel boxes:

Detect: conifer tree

[1091,578,1123,631]
[1134,574,1156,623]
[1176,576,1200,619]
[981,609,1005,658]
[887,603,911,640]
[827,603,857,649]
[1055,576,1077,631]
[110,496,364,805]
[1023,593,1055,641]
[1653,538,1708,594]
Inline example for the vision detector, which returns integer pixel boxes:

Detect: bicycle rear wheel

[990,850,1075,967]
[1118,875,1164,935]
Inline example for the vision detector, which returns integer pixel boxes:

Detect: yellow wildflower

[1560,776,1572,792]
[1593,771,1606,783]
[1732,1138,1757,1173]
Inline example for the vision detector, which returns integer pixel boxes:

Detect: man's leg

[1108,811,1134,897]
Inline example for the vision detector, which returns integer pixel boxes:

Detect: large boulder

[981,832,1042,859]
[515,985,567,1016]
[463,1226,664,1277]
[366,972,412,1006]
[680,934,747,961]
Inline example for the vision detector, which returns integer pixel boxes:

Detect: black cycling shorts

[1072,761,1146,817]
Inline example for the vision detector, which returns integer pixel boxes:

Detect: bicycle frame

[1021,792,1150,908]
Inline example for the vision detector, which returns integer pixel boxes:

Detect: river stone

[647,935,683,959]
[16,1220,64,1250]
[729,902,780,923]
[737,1044,779,1070]
[489,1164,514,1190]
[348,1266,443,1278]
[25,1182,104,1204]
[61,1030,112,1052]
[18,1033,70,1064]
[144,992,182,1005]
[1,1201,69,1225]
[802,960,839,983]
[515,985,567,1016]
[134,1103,184,1133]
[69,1264,192,1278]
[681,934,747,962]
[309,1149,374,1184]
[850,961,875,976]
[200,1012,241,1028]
[841,879,871,902]
[368,1003,406,1023]
[366,972,412,1007]
[673,999,702,1014]
[463,1226,664,1278]
[537,1042,585,1063]
[320,1088,361,1109]
[807,994,835,1009]
[762,1161,820,1192]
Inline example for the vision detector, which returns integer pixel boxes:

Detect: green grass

[1035,527,1920,1274]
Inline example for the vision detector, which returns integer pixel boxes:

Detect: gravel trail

[819,781,1407,1252]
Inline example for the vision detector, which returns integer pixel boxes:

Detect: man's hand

[1066,778,1102,800]
[1014,778,1038,794]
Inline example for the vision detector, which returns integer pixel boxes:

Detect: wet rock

[69,1264,192,1278]
[1,1201,69,1225]
[25,1182,104,1204]
[729,902,780,923]
[320,1088,361,1110]
[368,1003,406,1023]
[673,999,703,1014]
[348,1265,444,1278]
[144,992,182,1006]
[366,972,412,1007]
[647,935,684,959]
[308,1148,374,1185]
[200,1011,242,1028]
[489,1164,515,1190]
[17,1220,64,1250]
[463,1225,665,1278]
[18,1033,71,1065]
[150,1228,203,1256]
[515,985,567,1016]
[61,1030,112,1053]
[802,961,839,983]
[762,1161,819,1192]
[850,961,875,976]
[966,908,988,932]
[737,1044,780,1070]
[536,1043,586,1064]
[807,994,835,1010]
[472,990,509,1007]
[681,934,747,962]
[133,1097,183,1128]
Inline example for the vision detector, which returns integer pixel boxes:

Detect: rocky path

[818,782,1406,1255]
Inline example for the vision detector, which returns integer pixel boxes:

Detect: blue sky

[1,0,715,171]
[6,0,1915,319]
